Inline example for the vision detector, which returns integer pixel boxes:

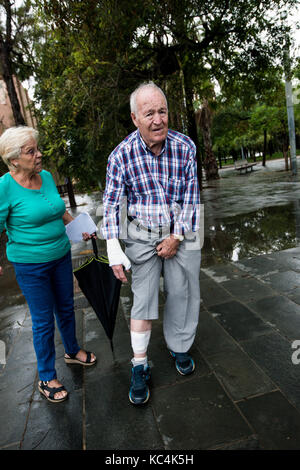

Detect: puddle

[202,202,300,267]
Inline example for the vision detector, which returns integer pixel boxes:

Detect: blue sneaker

[129,364,150,405]
[169,350,195,375]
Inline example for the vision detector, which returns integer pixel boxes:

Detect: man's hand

[156,236,180,259]
[106,239,131,283]
[0,266,3,276]
[111,264,129,283]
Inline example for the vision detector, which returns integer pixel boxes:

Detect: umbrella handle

[92,235,98,258]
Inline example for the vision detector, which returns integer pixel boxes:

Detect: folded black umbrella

[73,237,121,354]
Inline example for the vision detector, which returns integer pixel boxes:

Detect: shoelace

[175,353,191,367]
[132,366,147,390]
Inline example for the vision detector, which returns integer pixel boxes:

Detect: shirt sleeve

[172,143,201,236]
[101,153,126,239]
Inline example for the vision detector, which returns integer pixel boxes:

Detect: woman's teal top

[0,170,70,263]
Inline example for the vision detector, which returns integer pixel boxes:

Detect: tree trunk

[182,68,203,190]
[283,144,289,170]
[262,129,267,167]
[2,69,26,126]
[197,99,219,180]
[0,0,26,126]
[66,177,77,207]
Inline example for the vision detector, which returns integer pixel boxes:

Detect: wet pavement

[2,158,300,452]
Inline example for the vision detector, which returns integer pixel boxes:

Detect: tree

[0,0,37,125]
[32,0,298,189]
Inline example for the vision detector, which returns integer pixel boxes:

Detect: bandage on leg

[131,330,151,357]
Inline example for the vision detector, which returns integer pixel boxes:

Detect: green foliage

[29,0,299,187]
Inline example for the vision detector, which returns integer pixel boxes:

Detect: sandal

[38,381,68,403]
[64,350,96,366]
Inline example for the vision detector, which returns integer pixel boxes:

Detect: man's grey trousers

[123,222,201,353]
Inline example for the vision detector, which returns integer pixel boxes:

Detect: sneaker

[129,364,151,405]
[169,350,195,375]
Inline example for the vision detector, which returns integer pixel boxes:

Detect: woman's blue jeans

[12,251,80,381]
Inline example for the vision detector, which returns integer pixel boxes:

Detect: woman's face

[13,137,42,174]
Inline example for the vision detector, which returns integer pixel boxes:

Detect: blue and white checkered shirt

[101,129,200,239]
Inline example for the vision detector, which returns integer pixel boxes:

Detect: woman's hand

[0,266,3,276]
[82,232,97,241]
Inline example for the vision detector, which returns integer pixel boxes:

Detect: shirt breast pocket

[166,177,185,202]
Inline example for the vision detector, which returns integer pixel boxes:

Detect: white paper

[65,212,98,243]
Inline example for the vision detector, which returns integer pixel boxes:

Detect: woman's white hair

[130,81,168,116]
[0,126,39,169]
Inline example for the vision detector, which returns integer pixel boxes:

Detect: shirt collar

[137,129,167,157]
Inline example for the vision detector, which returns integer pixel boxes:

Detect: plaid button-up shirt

[101,129,200,239]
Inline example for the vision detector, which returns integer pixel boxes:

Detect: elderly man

[102,82,201,405]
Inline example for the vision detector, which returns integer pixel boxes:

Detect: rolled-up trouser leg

[128,251,162,320]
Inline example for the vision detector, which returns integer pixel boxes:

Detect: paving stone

[84,363,164,450]
[147,333,209,388]
[221,277,275,303]
[248,295,300,339]
[73,294,90,309]
[0,326,22,366]
[194,309,240,357]
[5,327,36,368]
[0,303,27,330]
[235,255,283,277]
[200,269,211,281]
[83,306,132,375]
[21,387,83,450]
[206,348,275,401]
[269,251,300,272]
[241,332,300,411]
[238,391,300,450]
[287,288,300,306]
[0,364,36,448]
[202,264,249,283]
[262,271,300,295]
[151,374,253,450]
[199,279,233,307]
[211,435,259,450]
[208,300,272,342]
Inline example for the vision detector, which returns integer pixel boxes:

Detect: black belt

[127,216,152,233]
[127,216,169,237]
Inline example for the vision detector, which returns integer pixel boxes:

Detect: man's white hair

[130,81,168,116]
[0,126,39,169]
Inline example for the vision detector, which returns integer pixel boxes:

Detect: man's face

[131,88,168,154]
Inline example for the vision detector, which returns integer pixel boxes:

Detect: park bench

[234,159,257,174]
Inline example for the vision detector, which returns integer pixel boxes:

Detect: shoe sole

[175,360,195,376]
[170,351,195,376]
[128,387,150,405]
[64,357,97,366]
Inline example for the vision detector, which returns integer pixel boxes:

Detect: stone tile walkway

[2,245,300,451]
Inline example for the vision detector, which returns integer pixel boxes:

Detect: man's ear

[131,112,138,128]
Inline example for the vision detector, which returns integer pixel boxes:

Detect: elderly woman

[0,126,96,403]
